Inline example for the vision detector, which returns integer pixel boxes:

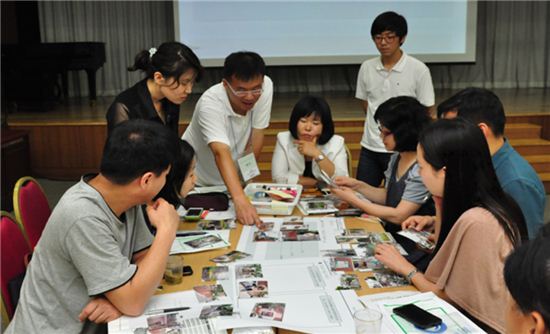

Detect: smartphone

[184,207,204,222]
[393,304,442,329]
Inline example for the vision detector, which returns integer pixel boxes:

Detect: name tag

[237,152,260,182]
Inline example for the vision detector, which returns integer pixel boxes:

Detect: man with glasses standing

[356,11,434,187]
[183,51,272,226]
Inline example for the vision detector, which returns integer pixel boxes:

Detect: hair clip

[149,47,157,58]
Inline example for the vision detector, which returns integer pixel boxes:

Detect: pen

[176,231,207,237]
[145,306,191,315]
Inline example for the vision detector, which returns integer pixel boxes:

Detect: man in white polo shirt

[356,11,435,187]
[183,51,272,225]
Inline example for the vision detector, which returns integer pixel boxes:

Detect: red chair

[1,211,31,321]
[13,176,51,249]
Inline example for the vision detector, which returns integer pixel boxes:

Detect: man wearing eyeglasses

[183,51,272,226]
[356,11,435,188]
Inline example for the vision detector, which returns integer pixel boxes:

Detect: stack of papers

[170,231,230,255]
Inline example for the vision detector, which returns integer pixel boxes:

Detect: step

[526,155,550,173]
[505,123,542,139]
[539,173,550,193]
[508,139,550,155]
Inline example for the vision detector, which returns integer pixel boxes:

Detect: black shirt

[106,78,181,134]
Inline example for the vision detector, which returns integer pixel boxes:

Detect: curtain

[39,1,550,97]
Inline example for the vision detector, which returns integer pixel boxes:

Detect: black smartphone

[182,265,193,276]
[393,304,442,329]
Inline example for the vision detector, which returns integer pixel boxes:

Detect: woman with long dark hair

[375,118,527,333]
[107,42,203,134]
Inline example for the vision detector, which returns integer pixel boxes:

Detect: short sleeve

[252,76,273,129]
[132,207,154,253]
[415,67,435,107]
[197,101,231,146]
[106,102,130,133]
[64,218,136,296]
[326,136,349,177]
[355,61,369,101]
[402,164,430,204]
[383,154,399,188]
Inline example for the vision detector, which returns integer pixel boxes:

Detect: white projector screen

[174,1,477,67]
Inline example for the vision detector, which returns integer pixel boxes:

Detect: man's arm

[248,128,265,161]
[103,199,179,316]
[209,142,260,225]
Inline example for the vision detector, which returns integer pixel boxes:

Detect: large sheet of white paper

[373,292,486,334]
[237,217,345,260]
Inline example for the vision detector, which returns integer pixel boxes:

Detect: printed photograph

[201,266,229,281]
[337,274,361,290]
[321,249,357,257]
[282,216,304,225]
[257,222,274,231]
[199,304,233,319]
[210,250,251,263]
[253,231,278,242]
[250,302,286,321]
[365,271,409,288]
[343,228,367,236]
[236,263,263,279]
[352,256,384,271]
[330,257,354,272]
[146,313,181,334]
[197,219,236,230]
[184,235,223,249]
[193,284,227,303]
[238,280,269,298]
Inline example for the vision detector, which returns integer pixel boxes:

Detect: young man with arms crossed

[6,120,181,333]
[183,51,272,226]
[356,11,435,187]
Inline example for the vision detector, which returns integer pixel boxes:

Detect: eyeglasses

[373,33,397,43]
[378,125,392,137]
[223,79,263,98]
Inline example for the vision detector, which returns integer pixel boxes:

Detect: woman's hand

[333,176,362,190]
[374,243,415,276]
[330,187,360,206]
[401,215,435,231]
[294,139,321,159]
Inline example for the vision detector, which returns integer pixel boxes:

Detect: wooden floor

[5,88,550,125]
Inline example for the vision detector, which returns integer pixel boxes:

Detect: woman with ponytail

[106,42,203,134]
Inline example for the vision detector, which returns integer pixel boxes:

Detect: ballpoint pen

[145,306,191,315]
[176,231,208,237]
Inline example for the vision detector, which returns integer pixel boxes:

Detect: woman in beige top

[375,119,527,333]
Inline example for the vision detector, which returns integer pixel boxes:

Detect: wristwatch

[315,154,325,162]
[406,268,419,284]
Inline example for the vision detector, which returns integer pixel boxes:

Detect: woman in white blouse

[271,96,348,187]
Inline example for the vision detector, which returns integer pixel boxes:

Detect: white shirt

[183,76,273,186]
[356,52,434,152]
[271,131,349,184]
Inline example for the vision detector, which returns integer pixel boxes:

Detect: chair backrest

[13,176,51,249]
[0,211,31,320]
[344,144,353,177]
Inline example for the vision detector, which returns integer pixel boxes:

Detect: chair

[1,211,32,321]
[344,144,354,177]
[13,176,51,249]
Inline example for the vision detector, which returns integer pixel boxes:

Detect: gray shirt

[6,175,153,334]
[384,153,430,204]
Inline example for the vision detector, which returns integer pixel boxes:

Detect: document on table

[215,258,363,333]
[372,292,486,334]
[237,217,345,260]
[170,230,230,255]
[108,290,224,334]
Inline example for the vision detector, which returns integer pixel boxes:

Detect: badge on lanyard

[237,152,260,182]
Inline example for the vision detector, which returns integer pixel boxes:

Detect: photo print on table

[236,263,263,279]
[250,303,286,321]
[337,274,361,290]
[365,271,409,288]
[201,266,229,281]
[210,250,251,263]
[253,231,279,242]
[238,280,269,298]
[199,304,234,319]
[193,284,227,303]
[197,219,236,230]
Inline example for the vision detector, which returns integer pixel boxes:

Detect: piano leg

[85,68,98,106]
[60,70,69,102]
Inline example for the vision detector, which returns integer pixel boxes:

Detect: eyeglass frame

[223,79,263,98]
[373,33,398,43]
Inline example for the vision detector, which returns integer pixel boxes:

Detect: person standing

[355,11,434,186]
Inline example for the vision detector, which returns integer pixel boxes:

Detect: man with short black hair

[439,87,546,239]
[356,11,435,187]
[183,51,273,226]
[6,120,181,333]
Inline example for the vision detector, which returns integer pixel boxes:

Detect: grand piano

[2,42,106,106]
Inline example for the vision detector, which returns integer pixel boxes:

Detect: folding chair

[13,176,51,249]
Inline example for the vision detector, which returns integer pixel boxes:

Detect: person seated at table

[107,41,203,134]
[271,95,348,187]
[504,223,550,334]
[6,120,181,333]
[331,96,433,230]
[375,118,527,333]
[156,139,196,206]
